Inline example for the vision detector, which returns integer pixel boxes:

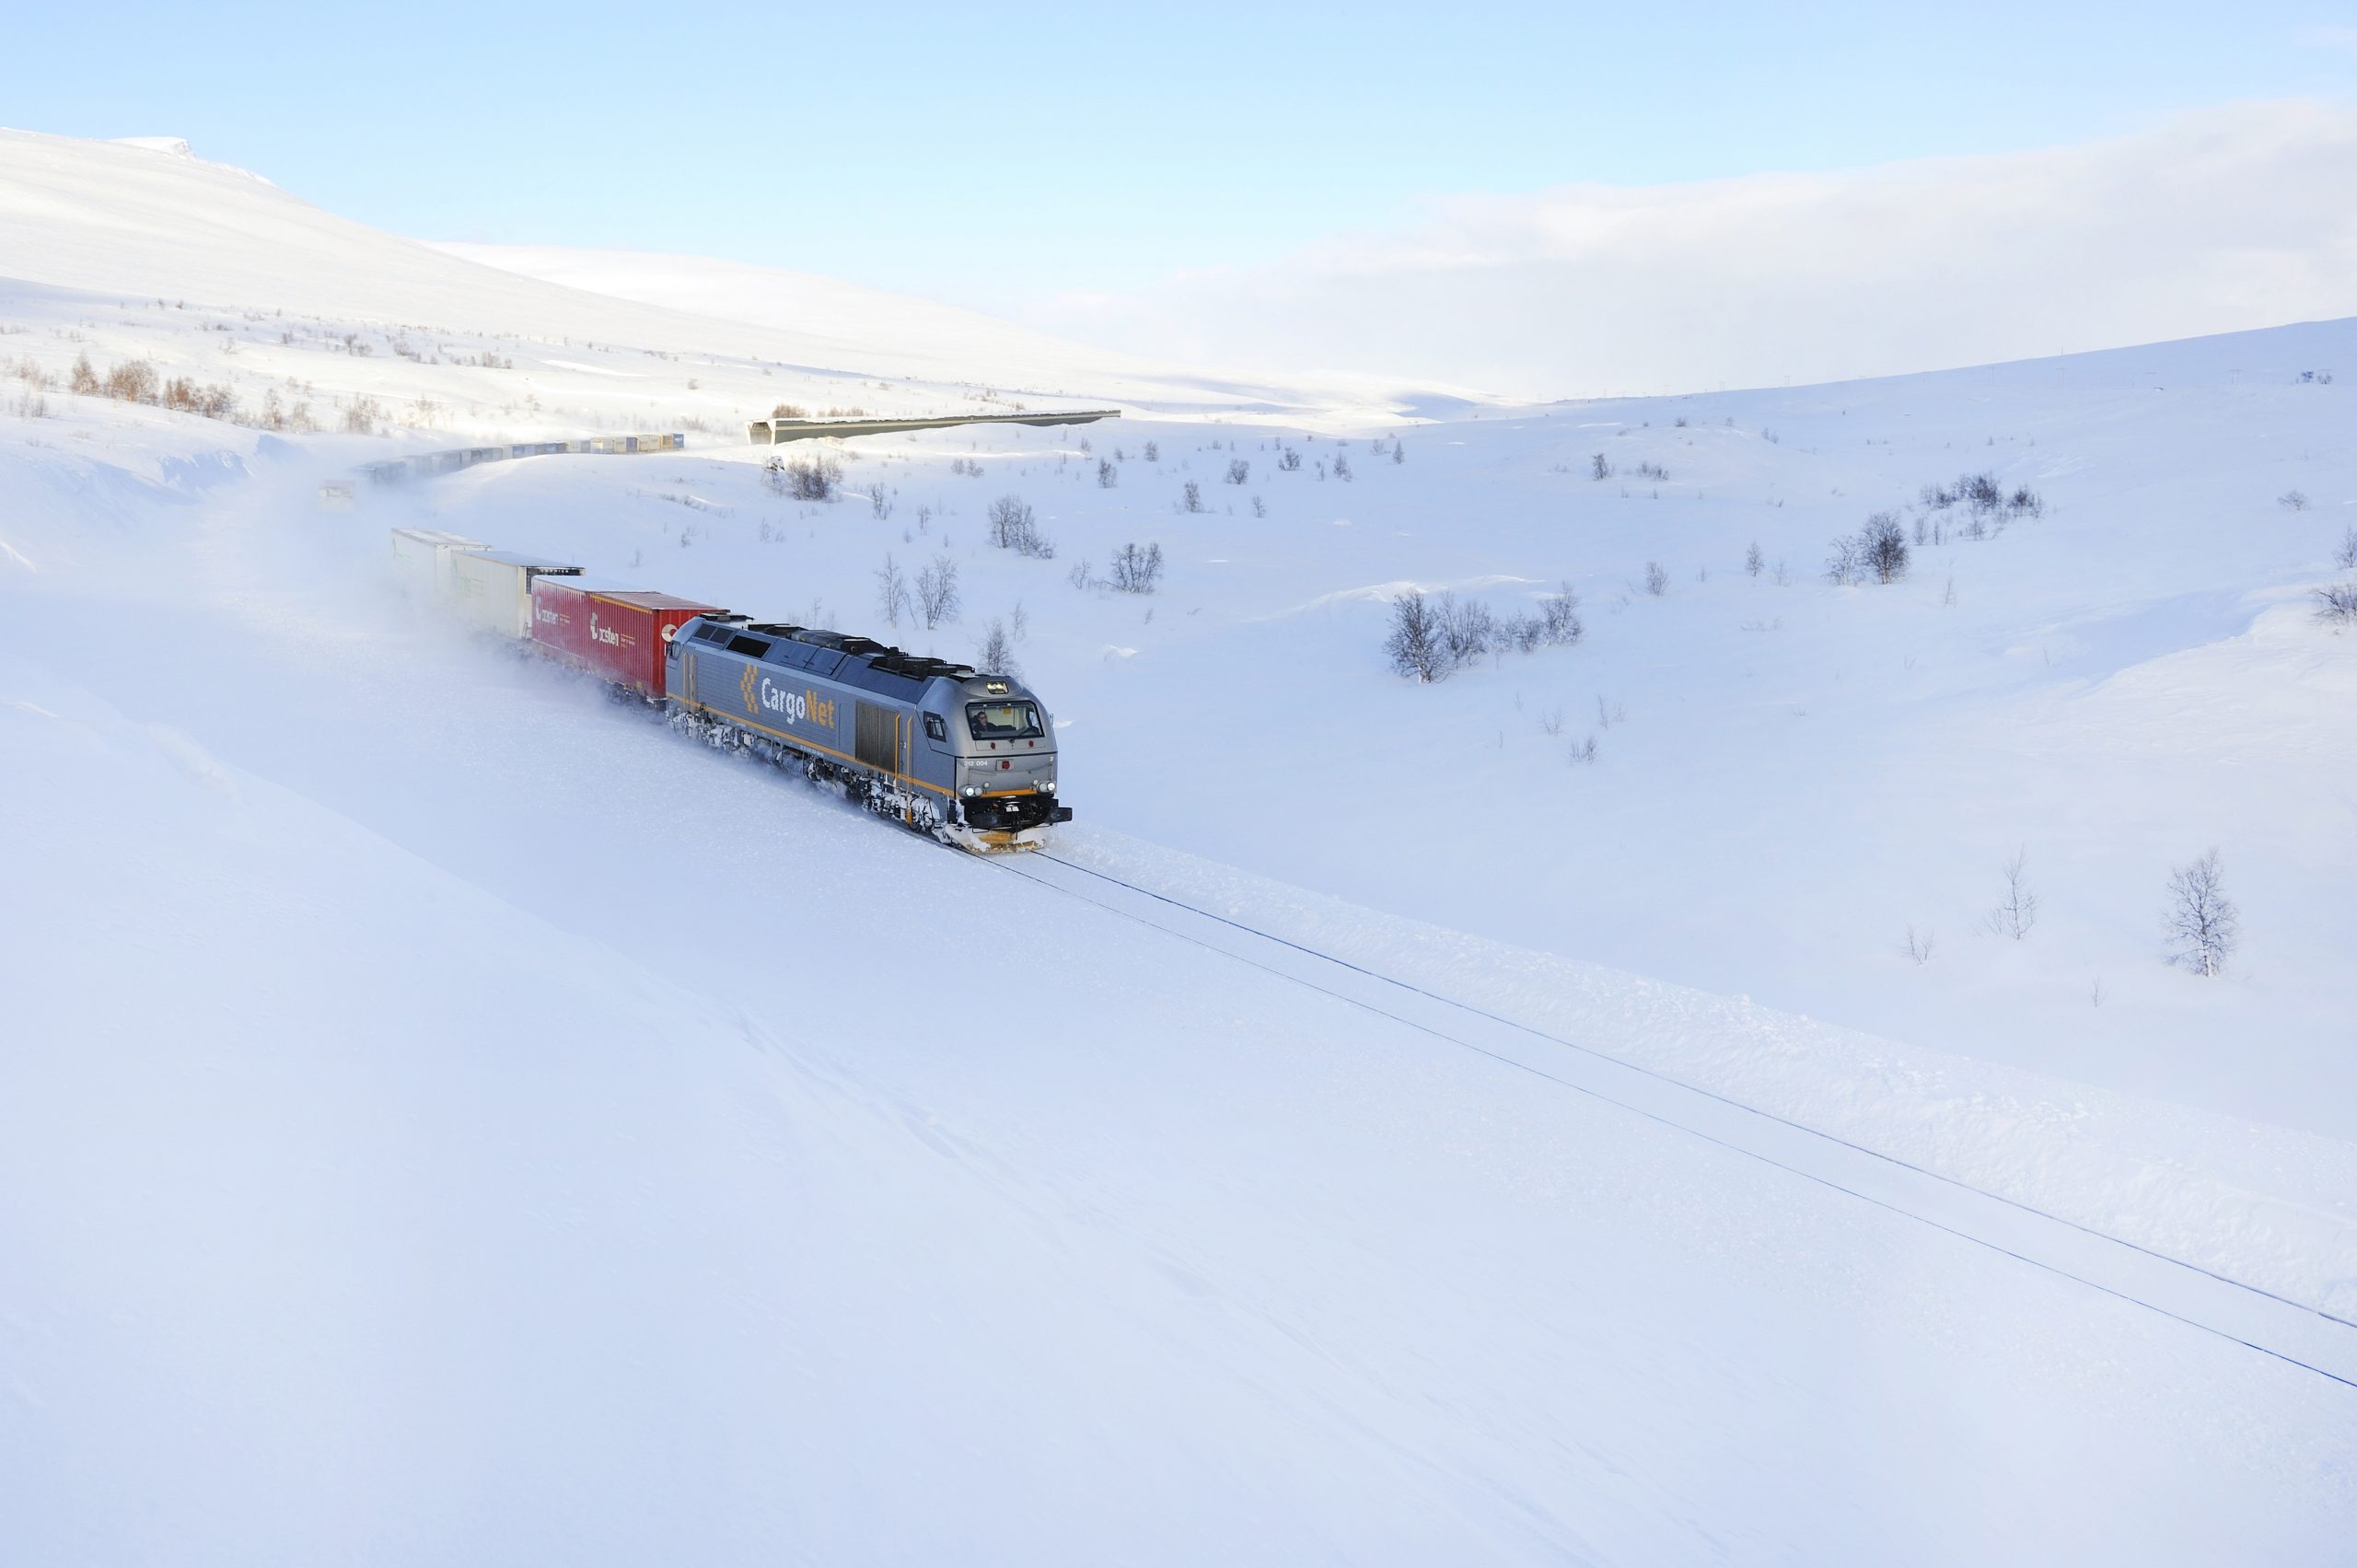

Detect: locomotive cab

[922,673,1072,841]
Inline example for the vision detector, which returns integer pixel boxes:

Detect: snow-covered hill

[0,129,1446,427]
[4,129,2355,1562]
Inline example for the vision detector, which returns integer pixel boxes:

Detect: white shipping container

[447,550,584,638]
[389,527,490,599]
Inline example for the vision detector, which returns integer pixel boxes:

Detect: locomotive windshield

[966,700,1043,740]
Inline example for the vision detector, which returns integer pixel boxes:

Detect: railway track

[993,848,2357,1393]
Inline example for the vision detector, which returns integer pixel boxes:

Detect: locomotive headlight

[959,784,979,797]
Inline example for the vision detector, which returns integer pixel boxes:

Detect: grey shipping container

[447,549,584,638]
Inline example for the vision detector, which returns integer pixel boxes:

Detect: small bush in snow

[873,552,911,629]
[1278,447,1303,471]
[1108,541,1165,594]
[1985,848,2038,941]
[1590,453,1611,481]
[2163,849,2238,977]
[1333,453,1353,482]
[1863,511,1909,582]
[987,494,1053,558]
[2336,527,2357,570]
[2279,490,2310,513]
[1388,586,1576,680]
[105,360,160,403]
[1181,481,1204,514]
[1921,470,2042,523]
[1225,458,1249,485]
[2315,581,2357,629]
[1097,458,1118,488]
[1386,592,1447,681]
[1499,583,1584,653]
[1746,541,1765,578]
[976,619,1020,678]
[1643,561,1669,597]
[1828,512,1909,586]
[915,555,960,630]
[767,453,840,501]
[1437,596,1493,668]
[1143,440,1160,462]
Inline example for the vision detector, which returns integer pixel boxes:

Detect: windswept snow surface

[4,130,2357,1561]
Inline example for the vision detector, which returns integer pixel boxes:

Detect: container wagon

[447,550,582,639]
[389,527,490,598]
[529,575,723,698]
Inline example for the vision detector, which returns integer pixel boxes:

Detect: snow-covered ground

[4,129,2355,1562]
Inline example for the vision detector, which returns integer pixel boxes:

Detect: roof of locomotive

[679,613,1028,705]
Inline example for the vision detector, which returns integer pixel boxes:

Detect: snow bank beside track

[1057,826,2357,1319]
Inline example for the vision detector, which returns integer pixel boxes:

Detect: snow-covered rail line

[993,851,2357,1394]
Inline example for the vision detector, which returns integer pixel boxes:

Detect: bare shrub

[867,482,893,520]
[1904,926,1936,965]
[976,618,1020,678]
[1643,561,1668,597]
[1097,458,1118,488]
[1181,481,1203,513]
[1333,453,1353,482]
[1862,511,1909,583]
[915,555,960,629]
[1746,541,1764,578]
[2335,527,2357,571]
[106,360,159,403]
[1225,458,1249,485]
[1922,470,2042,522]
[2163,850,2238,977]
[1437,596,1492,667]
[341,395,383,434]
[1278,447,1302,471]
[1503,583,1584,651]
[1143,440,1159,462]
[1986,848,2038,940]
[68,354,99,395]
[784,454,841,501]
[1386,592,1446,681]
[1590,453,1611,481]
[2313,581,2357,628]
[873,553,911,629]
[987,494,1054,558]
[2279,490,2310,513]
[1108,541,1165,594]
[1826,534,1865,586]
[770,401,807,418]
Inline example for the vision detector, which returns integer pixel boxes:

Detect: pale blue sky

[7,2,2352,312]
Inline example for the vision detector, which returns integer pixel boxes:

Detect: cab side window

[923,713,946,741]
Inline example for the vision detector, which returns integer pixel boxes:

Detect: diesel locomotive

[668,613,1071,852]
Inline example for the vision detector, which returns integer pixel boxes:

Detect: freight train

[390,527,1073,851]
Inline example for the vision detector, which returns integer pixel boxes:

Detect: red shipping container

[529,575,724,698]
